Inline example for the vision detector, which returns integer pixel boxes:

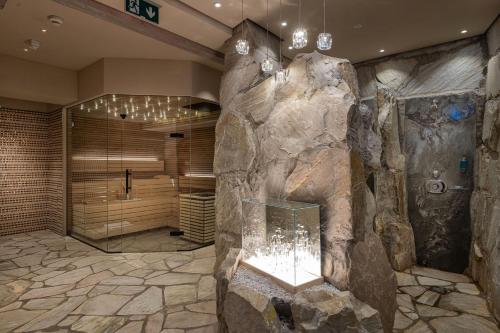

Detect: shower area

[66,94,219,252]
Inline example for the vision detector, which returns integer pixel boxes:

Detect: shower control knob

[426,179,447,194]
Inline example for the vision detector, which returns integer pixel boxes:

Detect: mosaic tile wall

[0,109,63,236]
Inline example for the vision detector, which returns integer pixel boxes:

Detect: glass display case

[241,198,322,292]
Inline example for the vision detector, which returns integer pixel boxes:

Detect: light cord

[266,0,269,59]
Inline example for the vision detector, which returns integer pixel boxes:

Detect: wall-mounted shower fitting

[460,156,469,174]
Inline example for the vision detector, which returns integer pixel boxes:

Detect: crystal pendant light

[317,0,332,50]
[275,0,287,84]
[292,0,307,49]
[261,0,273,74]
[235,0,249,55]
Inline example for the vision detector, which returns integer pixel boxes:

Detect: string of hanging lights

[235,0,250,55]
[261,0,273,74]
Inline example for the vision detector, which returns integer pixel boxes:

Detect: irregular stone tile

[0,285,20,307]
[411,266,471,283]
[71,315,126,333]
[142,253,173,264]
[0,309,45,332]
[23,297,65,310]
[20,285,74,300]
[115,321,143,333]
[45,267,93,286]
[0,261,17,270]
[161,329,184,333]
[12,254,45,267]
[111,286,146,295]
[416,290,440,306]
[71,256,110,268]
[404,320,433,333]
[110,263,137,275]
[455,283,480,295]
[397,294,414,311]
[67,286,94,297]
[57,315,80,327]
[100,276,144,286]
[32,270,65,282]
[173,258,214,275]
[118,287,163,315]
[30,282,43,289]
[166,305,185,314]
[417,276,451,287]
[164,285,197,306]
[16,296,86,332]
[128,269,154,278]
[165,254,193,269]
[416,304,458,317]
[404,311,419,320]
[400,286,427,298]
[192,246,215,259]
[186,301,216,314]
[164,311,217,329]
[130,315,147,321]
[91,260,125,273]
[3,268,30,277]
[77,271,114,288]
[147,261,169,271]
[0,301,22,312]
[197,276,216,300]
[394,309,414,330]
[396,272,418,286]
[146,273,200,286]
[145,312,164,333]
[73,294,133,315]
[439,292,491,317]
[88,285,116,298]
[430,313,500,333]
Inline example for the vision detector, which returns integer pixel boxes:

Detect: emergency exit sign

[125,0,159,24]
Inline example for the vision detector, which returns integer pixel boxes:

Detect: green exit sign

[125,0,159,24]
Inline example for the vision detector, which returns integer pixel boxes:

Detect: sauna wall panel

[0,109,63,236]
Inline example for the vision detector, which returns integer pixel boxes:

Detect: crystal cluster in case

[241,198,322,292]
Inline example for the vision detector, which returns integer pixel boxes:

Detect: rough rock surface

[215,21,396,332]
[469,18,500,322]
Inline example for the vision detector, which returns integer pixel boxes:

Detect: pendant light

[275,0,287,84]
[261,0,273,74]
[292,0,307,49]
[317,0,332,50]
[235,0,249,55]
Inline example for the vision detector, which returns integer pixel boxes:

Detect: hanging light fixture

[235,0,249,55]
[292,0,307,49]
[261,0,273,74]
[275,0,288,84]
[317,0,332,50]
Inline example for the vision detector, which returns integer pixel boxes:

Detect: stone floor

[394,266,500,333]
[0,230,217,333]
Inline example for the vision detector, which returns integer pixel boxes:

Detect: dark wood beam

[0,0,8,10]
[52,0,224,65]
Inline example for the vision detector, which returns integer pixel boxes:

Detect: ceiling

[0,0,498,73]
[181,0,500,63]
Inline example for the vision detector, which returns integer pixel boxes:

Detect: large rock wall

[215,21,396,333]
[469,17,500,321]
[356,37,488,273]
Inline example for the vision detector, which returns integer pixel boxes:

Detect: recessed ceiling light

[379,49,385,53]
[461,29,468,34]
[353,24,363,29]
[41,28,47,33]
[281,21,287,27]
[23,48,28,52]
[213,0,221,8]
[288,45,293,50]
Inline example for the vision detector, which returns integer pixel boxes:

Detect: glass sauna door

[69,95,218,253]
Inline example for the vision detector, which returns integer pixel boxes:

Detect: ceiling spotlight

[281,21,287,27]
[23,48,28,52]
[288,45,293,50]
[213,0,222,8]
[353,24,363,29]
[461,29,468,34]
[41,28,47,33]
[379,49,385,53]
[24,39,41,51]
[47,15,64,27]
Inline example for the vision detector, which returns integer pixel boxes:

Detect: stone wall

[469,17,500,321]
[215,20,396,333]
[356,37,488,273]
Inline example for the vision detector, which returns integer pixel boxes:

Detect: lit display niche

[241,198,322,292]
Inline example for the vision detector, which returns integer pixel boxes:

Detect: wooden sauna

[67,95,218,252]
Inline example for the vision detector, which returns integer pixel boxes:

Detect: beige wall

[0,54,78,105]
[78,58,221,102]
[0,96,58,112]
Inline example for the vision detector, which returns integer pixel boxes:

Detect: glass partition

[67,94,219,252]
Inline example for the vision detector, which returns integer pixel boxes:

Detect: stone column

[214,20,396,333]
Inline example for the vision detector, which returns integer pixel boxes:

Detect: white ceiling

[0,0,498,72]
[180,0,500,63]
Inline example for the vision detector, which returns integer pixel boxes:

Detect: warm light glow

[235,39,250,55]
[213,0,221,8]
[461,29,468,34]
[281,21,287,27]
[41,28,47,33]
[292,28,308,49]
[379,49,385,53]
[261,59,273,74]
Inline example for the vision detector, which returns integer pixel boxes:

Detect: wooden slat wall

[0,109,63,236]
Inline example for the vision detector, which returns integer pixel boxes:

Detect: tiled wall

[0,109,63,236]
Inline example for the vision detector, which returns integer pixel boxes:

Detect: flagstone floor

[393,266,499,333]
[0,230,217,333]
